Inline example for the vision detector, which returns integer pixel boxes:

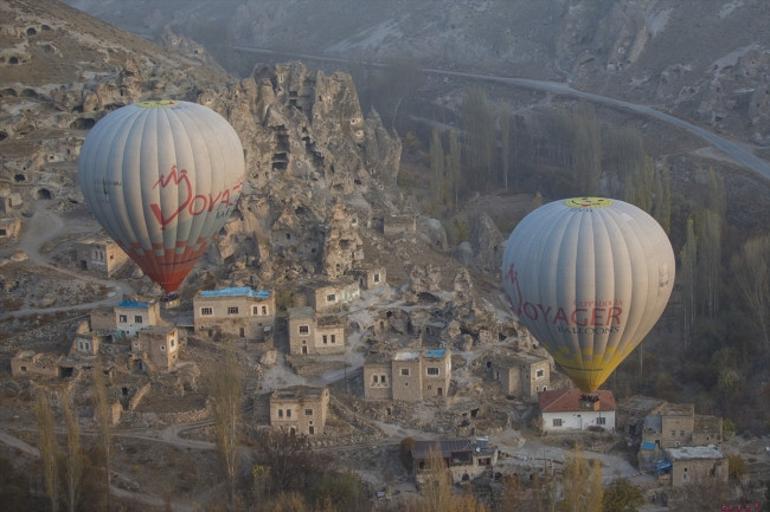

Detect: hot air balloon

[501,197,675,393]
[78,100,245,295]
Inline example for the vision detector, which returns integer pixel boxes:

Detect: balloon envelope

[78,100,245,293]
[501,197,675,392]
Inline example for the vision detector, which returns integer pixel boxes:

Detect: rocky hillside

[0,0,416,292]
[66,0,770,144]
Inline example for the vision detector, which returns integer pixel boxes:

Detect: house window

[286,409,292,418]
[553,418,563,427]
[400,368,410,376]
[134,315,143,323]
[427,367,439,376]
[160,345,165,351]
[252,306,259,315]
[372,375,378,384]
[478,457,491,466]
[305,409,313,416]
[381,375,387,384]
[170,339,175,348]
[299,325,309,334]
[596,417,606,426]
[373,273,381,283]
[201,307,213,316]
[536,369,545,378]
[21,366,27,372]
[239,328,245,337]
[326,294,336,303]
[330,334,336,344]
[261,305,268,315]
[322,335,328,344]
[680,430,685,437]
[227,306,239,315]
[278,409,283,418]
[119,315,127,323]
[671,431,676,437]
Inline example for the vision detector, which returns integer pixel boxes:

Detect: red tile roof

[538,388,616,413]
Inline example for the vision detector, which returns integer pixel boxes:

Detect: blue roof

[425,348,447,359]
[199,287,271,300]
[118,299,150,309]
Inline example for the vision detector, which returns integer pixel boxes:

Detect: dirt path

[0,202,134,320]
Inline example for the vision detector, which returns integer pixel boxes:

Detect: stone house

[269,385,330,436]
[70,331,110,357]
[0,192,22,215]
[642,403,723,450]
[411,438,498,484]
[11,351,64,378]
[364,348,452,402]
[131,324,180,372]
[114,298,161,337]
[539,389,616,433]
[0,217,21,241]
[73,236,129,277]
[349,266,387,290]
[310,279,360,313]
[485,351,550,401]
[287,307,345,356]
[193,287,275,341]
[665,446,728,487]
[89,307,116,332]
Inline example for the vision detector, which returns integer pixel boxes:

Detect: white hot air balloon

[78,100,245,293]
[501,197,675,392]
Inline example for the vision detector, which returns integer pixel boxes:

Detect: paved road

[0,203,133,321]
[233,45,770,181]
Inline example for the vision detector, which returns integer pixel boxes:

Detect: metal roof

[117,299,150,309]
[424,348,447,359]
[198,287,271,300]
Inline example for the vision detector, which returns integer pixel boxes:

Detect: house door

[309,426,314,435]
[80,260,88,270]
[302,346,308,354]
[437,387,443,396]
[577,414,582,430]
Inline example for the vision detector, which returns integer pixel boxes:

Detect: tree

[571,105,602,196]
[35,389,59,512]
[447,129,462,209]
[652,164,672,234]
[256,428,319,495]
[731,235,770,348]
[92,359,112,510]
[602,479,644,512]
[407,448,487,512]
[62,389,83,512]
[559,447,603,512]
[679,216,698,348]
[695,208,722,318]
[209,346,243,510]
[603,126,645,197]
[430,128,446,210]
[400,437,416,472]
[499,109,512,192]
[461,88,495,190]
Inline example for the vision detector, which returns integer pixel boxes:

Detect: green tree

[461,88,495,190]
[602,479,644,512]
[499,109,512,192]
[679,216,698,348]
[695,208,722,318]
[35,389,59,512]
[430,127,446,210]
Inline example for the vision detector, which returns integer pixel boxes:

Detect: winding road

[232,45,770,181]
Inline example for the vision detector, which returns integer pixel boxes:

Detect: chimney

[579,394,601,411]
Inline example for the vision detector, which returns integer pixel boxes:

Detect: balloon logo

[78,100,246,293]
[501,197,675,392]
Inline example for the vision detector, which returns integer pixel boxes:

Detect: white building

[114,298,161,337]
[539,388,616,433]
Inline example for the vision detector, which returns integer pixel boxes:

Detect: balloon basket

[160,293,181,310]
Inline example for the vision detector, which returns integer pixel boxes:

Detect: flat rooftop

[117,298,153,309]
[394,351,420,361]
[198,287,271,300]
[270,385,327,401]
[666,445,724,461]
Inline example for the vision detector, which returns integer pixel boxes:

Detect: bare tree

[35,388,59,512]
[731,235,770,348]
[695,208,722,318]
[560,447,603,512]
[406,448,487,512]
[461,88,495,190]
[209,346,243,509]
[61,389,83,512]
[92,359,112,510]
[429,127,446,210]
[499,109,512,192]
[571,105,602,196]
[447,129,462,209]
